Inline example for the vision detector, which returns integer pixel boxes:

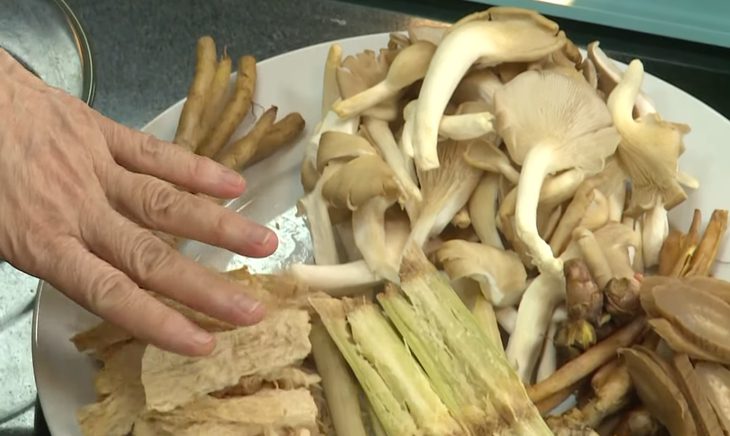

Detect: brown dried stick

[684,209,728,276]
[174,36,217,152]
[197,55,257,158]
[216,106,278,170]
[528,317,645,403]
[193,53,233,150]
[247,112,306,166]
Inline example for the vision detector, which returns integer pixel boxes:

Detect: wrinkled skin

[0,49,278,356]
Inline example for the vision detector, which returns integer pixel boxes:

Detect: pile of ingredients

[72,6,730,436]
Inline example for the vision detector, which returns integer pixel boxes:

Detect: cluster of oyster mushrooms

[287,6,729,436]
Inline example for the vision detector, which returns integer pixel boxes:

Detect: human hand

[0,48,278,356]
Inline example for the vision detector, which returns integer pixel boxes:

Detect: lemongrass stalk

[310,321,367,436]
[310,298,418,436]
[382,244,552,435]
[347,301,460,434]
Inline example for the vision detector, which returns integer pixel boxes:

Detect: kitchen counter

[1,0,729,434]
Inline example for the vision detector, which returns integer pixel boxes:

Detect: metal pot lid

[0,0,95,104]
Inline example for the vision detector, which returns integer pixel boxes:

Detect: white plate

[32,32,730,436]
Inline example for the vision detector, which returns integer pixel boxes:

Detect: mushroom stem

[506,272,566,383]
[528,317,645,403]
[536,305,567,382]
[575,227,613,290]
[549,186,596,256]
[322,44,343,117]
[352,197,399,283]
[287,260,380,294]
[298,165,341,265]
[515,143,563,277]
[496,306,517,335]
[364,117,422,203]
[439,112,495,141]
[469,173,503,248]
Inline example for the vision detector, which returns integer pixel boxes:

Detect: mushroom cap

[407,19,449,45]
[451,10,566,67]
[435,239,527,307]
[384,41,436,89]
[316,131,376,172]
[451,68,503,109]
[463,138,518,182]
[494,69,620,173]
[336,49,399,120]
[608,59,690,214]
[321,155,403,210]
[454,6,559,35]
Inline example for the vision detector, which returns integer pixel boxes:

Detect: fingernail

[233,294,262,316]
[191,329,214,346]
[220,166,244,188]
[248,226,273,245]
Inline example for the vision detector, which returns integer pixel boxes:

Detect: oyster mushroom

[362,117,422,207]
[407,140,483,248]
[451,68,503,109]
[407,19,449,45]
[640,200,669,269]
[469,173,504,248]
[336,48,398,121]
[608,59,690,216]
[333,41,436,119]
[574,227,613,290]
[322,43,343,116]
[463,138,519,184]
[300,131,377,265]
[587,41,655,117]
[435,239,528,307]
[401,100,495,158]
[620,347,698,436]
[495,69,620,278]
[411,7,567,170]
[506,271,566,382]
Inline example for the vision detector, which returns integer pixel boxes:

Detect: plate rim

[30,29,730,433]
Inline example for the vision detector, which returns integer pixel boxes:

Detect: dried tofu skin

[134,389,319,436]
[77,342,146,436]
[141,308,312,411]
[212,366,321,398]
[71,320,132,353]
[71,269,318,356]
